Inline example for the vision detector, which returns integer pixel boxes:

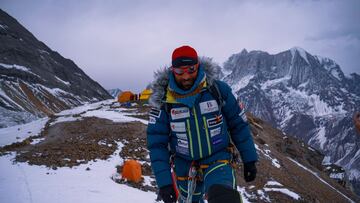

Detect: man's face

[172,64,199,90]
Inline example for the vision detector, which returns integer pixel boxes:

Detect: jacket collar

[149,57,221,108]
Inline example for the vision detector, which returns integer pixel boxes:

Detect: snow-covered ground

[0,143,157,203]
[0,118,48,147]
[55,99,148,125]
[0,100,157,203]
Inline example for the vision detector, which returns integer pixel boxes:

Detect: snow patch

[55,76,70,86]
[0,24,8,30]
[0,63,39,77]
[265,180,283,187]
[312,126,327,150]
[256,189,271,202]
[263,187,300,200]
[50,116,81,126]
[331,69,341,81]
[255,144,281,168]
[0,88,25,110]
[38,85,70,96]
[261,76,290,90]
[30,138,45,145]
[348,169,360,180]
[231,74,254,94]
[237,186,254,203]
[0,142,157,203]
[38,49,50,55]
[321,156,332,166]
[82,110,148,125]
[0,118,48,147]
[330,172,345,179]
[56,100,113,116]
[55,99,147,125]
[340,88,348,93]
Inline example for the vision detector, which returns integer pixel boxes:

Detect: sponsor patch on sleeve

[149,108,161,118]
[239,111,248,122]
[170,107,190,120]
[199,100,219,114]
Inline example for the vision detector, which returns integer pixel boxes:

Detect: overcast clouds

[1,0,359,92]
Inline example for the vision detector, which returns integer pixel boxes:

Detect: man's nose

[182,72,191,80]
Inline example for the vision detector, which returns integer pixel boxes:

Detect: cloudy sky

[1,0,359,92]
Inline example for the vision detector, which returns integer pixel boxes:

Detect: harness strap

[176,159,230,180]
[199,160,229,169]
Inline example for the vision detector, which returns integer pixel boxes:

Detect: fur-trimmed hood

[149,57,222,108]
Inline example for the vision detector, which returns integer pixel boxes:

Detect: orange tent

[122,159,142,183]
[118,91,135,103]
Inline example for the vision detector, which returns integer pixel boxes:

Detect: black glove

[159,184,176,203]
[243,161,257,182]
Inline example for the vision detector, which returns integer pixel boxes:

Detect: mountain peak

[0,9,112,128]
[224,46,360,196]
[240,48,248,55]
[290,46,310,64]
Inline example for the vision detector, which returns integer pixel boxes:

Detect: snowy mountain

[0,9,112,128]
[0,100,358,202]
[223,47,360,196]
[107,88,122,98]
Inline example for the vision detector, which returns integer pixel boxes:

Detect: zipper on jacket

[202,116,212,155]
[192,107,203,159]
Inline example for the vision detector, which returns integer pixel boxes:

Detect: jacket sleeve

[146,107,173,188]
[216,81,258,163]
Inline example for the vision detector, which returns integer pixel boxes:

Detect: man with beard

[147,45,258,203]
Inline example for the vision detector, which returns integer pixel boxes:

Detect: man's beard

[179,78,195,90]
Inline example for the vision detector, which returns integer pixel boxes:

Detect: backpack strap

[160,86,172,114]
[207,80,225,113]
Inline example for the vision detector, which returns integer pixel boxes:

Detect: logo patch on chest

[170,122,186,132]
[149,116,156,124]
[170,107,190,120]
[176,133,188,140]
[210,127,222,137]
[177,139,189,148]
[199,100,219,114]
[207,115,223,128]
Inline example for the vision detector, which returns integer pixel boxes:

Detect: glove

[159,184,177,203]
[243,161,257,182]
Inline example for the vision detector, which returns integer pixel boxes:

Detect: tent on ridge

[118,91,135,103]
[139,89,152,101]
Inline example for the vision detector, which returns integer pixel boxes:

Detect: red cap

[171,45,198,67]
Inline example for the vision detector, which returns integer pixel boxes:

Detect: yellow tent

[139,89,152,101]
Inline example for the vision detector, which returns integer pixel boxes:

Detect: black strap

[207,80,225,112]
